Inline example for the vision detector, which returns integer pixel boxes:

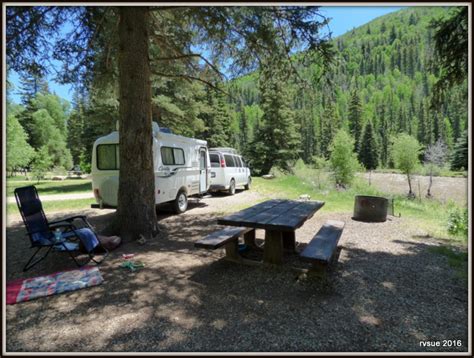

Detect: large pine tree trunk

[114,7,158,242]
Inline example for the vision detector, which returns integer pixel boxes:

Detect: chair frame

[14,185,108,272]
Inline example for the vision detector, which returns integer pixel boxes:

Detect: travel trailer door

[199,148,207,193]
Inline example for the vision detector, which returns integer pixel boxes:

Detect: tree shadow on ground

[156,200,208,216]
[5,210,468,353]
[207,189,246,197]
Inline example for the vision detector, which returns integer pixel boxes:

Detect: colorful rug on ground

[6,266,103,305]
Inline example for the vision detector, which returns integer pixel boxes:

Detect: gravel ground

[5,189,468,353]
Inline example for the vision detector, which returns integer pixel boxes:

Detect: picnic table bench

[299,220,345,271]
[194,227,255,260]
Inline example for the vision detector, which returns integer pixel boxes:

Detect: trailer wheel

[173,191,188,214]
[228,179,236,195]
[244,176,251,190]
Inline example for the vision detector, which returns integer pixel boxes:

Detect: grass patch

[5,175,32,181]
[429,246,468,283]
[7,198,94,216]
[394,198,468,242]
[253,175,381,212]
[6,179,92,197]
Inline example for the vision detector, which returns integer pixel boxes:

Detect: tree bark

[407,172,414,198]
[114,7,158,242]
[426,167,433,197]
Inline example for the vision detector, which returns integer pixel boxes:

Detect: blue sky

[320,6,404,37]
[8,6,404,104]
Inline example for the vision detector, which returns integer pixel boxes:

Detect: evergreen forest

[6,6,469,177]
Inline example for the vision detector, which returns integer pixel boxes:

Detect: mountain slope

[229,6,467,167]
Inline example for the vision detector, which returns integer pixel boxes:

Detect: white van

[208,148,251,195]
[91,122,210,213]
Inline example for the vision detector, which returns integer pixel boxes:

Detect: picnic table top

[217,199,325,232]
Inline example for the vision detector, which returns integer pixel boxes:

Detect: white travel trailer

[91,122,211,213]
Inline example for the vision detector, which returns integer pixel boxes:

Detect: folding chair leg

[65,249,90,268]
[67,244,109,267]
[23,246,53,272]
[89,246,109,264]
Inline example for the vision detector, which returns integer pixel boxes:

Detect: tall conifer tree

[348,91,363,152]
[248,57,300,174]
[358,120,379,170]
[320,103,339,159]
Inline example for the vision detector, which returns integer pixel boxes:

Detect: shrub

[390,133,422,198]
[447,207,468,237]
[293,158,307,171]
[329,129,360,187]
[311,156,329,170]
[269,166,287,178]
[31,147,53,183]
[79,152,91,173]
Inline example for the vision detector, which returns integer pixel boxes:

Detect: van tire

[228,179,236,195]
[244,176,251,190]
[173,191,188,214]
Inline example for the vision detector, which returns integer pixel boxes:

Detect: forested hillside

[228,7,468,172]
[6,6,468,177]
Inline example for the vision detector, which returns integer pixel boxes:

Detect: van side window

[241,157,247,167]
[97,144,119,170]
[210,154,220,167]
[224,154,235,167]
[161,147,185,165]
[235,156,243,167]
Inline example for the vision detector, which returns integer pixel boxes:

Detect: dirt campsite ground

[5,187,468,353]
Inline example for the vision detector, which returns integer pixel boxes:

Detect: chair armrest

[50,215,97,234]
[48,222,75,230]
[25,227,55,235]
[49,215,87,225]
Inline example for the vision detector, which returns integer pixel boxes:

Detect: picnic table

[217,199,325,265]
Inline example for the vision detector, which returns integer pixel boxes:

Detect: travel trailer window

[210,154,220,167]
[161,147,185,165]
[224,154,236,167]
[97,144,119,170]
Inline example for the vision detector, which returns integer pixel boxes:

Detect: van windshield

[210,154,220,167]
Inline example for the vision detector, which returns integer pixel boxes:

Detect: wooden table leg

[263,230,283,265]
[282,231,296,253]
[243,229,263,251]
[224,240,240,261]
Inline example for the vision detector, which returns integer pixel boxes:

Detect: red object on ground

[6,267,103,305]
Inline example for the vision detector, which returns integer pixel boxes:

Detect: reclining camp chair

[14,185,108,271]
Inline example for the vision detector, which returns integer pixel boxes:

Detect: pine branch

[150,70,230,96]
[153,53,226,80]
[6,7,56,43]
